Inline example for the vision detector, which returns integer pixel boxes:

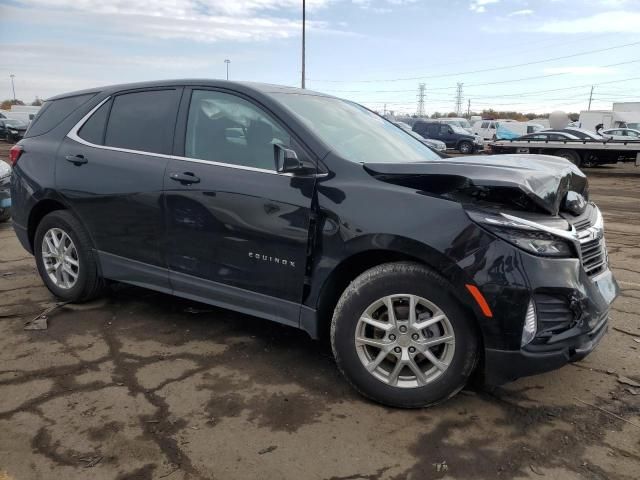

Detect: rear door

[57,87,183,288]
[163,88,316,320]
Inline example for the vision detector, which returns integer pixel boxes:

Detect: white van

[473,120,544,140]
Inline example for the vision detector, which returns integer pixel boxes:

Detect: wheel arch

[28,199,69,251]
[311,244,480,343]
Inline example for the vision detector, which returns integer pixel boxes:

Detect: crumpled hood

[363,154,588,215]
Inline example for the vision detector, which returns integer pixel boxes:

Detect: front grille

[533,293,578,343]
[569,206,607,277]
[580,238,606,276]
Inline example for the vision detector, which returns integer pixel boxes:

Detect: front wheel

[331,262,479,408]
[0,208,9,223]
[34,210,105,302]
[458,141,473,154]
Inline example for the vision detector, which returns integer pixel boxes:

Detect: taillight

[9,145,23,167]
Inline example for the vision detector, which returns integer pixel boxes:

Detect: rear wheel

[554,149,581,167]
[458,141,473,154]
[34,210,105,302]
[331,262,479,408]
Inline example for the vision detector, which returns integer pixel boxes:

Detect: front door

[164,89,315,317]
[57,88,183,288]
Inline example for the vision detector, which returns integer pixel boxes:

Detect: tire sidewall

[332,265,478,407]
[459,141,472,154]
[34,212,92,301]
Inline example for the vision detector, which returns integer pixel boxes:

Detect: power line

[308,40,640,83]
[317,58,640,94]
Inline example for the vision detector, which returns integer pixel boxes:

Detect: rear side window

[26,93,96,138]
[78,99,111,145]
[104,89,181,154]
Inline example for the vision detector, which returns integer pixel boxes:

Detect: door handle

[65,154,88,166]
[169,172,200,185]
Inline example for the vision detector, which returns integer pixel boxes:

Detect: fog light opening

[521,300,537,347]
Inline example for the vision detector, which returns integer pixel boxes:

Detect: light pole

[301,0,306,89]
[224,59,230,80]
[9,74,16,102]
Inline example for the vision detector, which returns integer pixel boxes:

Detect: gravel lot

[1,143,639,480]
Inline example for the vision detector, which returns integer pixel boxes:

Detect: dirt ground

[0,142,639,480]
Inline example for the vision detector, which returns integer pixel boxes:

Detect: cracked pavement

[0,149,639,479]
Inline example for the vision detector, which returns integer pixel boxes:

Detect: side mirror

[274,144,310,174]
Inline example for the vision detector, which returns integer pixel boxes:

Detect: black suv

[413,120,483,154]
[10,80,618,407]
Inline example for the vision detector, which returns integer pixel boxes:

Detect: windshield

[4,119,26,127]
[450,125,469,135]
[273,93,441,163]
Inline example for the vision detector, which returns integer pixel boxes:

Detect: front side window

[185,90,292,170]
[104,89,181,154]
[273,93,440,163]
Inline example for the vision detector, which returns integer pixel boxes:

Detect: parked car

[10,80,618,407]
[0,161,11,223]
[601,128,640,140]
[412,120,483,153]
[0,118,28,142]
[393,121,447,152]
[517,131,582,141]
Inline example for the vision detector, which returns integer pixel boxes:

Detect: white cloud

[543,66,618,75]
[535,11,640,33]
[470,0,500,14]
[508,9,534,16]
[6,0,344,43]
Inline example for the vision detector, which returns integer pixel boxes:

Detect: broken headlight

[467,210,576,258]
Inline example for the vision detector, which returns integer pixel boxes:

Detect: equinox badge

[248,252,296,268]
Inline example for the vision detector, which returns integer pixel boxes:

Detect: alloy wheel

[41,228,80,289]
[354,294,455,388]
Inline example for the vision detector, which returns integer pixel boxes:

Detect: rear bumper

[12,221,31,254]
[484,311,609,385]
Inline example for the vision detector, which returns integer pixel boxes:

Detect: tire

[554,149,581,167]
[458,141,473,154]
[331,262,479,408]
[34,210,105,302]
[0,208,10,223]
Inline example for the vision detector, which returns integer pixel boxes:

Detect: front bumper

[484,309,609,385]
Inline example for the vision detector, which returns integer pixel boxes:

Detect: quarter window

[78,99,111,145]
[104,89,181,154]
[185,90,292,170]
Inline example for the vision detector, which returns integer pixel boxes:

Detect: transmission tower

[417,83,426,117]
[455,83,463,116]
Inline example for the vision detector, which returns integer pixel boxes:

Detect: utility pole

[467,99,471,118]
[455,83,463,116]
[301,0,306,89]
[224,59,230,80]
[588,85,594,111]
[9,74,16,102]
[417,83,426,117]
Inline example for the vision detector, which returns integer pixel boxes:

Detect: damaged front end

[364,154,619,384]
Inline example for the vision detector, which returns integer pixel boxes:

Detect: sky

[1,0,639,115]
